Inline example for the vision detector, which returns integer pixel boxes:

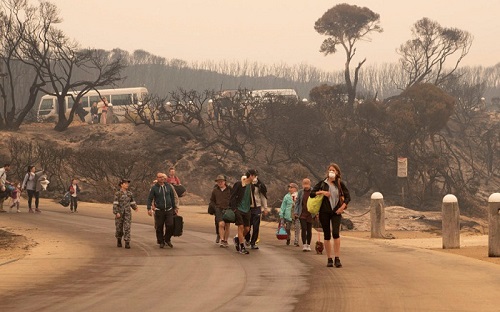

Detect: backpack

[59,192,71,207]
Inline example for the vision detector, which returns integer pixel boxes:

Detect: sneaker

[16,209,21,213]
[307,244,312,251]
[245,240,250,247]
[160,243,165,248]
[125,242,130,249]
[239,247,249,255]
[234,236,240,252]
[334,257,342,268]
[35,209,41,213]
[29,209,34,213]
[71,210,74,213]
[327,258,334,267]
[216,234,220,244]
[302,244,308,251]
[294,242,300,247]
[166,241,173,248]
[223,240,229,248]
[251,245,259,250]
[286,239,290,246]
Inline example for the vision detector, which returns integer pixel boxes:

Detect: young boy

[280,182,298,245]
[113,179,138,249]
[69,178,81,213]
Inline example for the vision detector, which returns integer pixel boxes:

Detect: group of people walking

[208,163,351,268]
[113,171,181,250]
[0,164,50,214]
[2,161,350,268]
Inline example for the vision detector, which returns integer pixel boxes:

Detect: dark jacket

[147,183,177,211]
[230,180,250,211]
[253,180,267,199]
[310,178,351,214]
[210,185,232,210]
[68,184,81,196]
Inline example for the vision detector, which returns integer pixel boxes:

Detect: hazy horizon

[48,0,500,72]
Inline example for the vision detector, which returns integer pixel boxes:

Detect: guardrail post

[488,193,500,257]
[370,192,385,238]
[442,194,460,249]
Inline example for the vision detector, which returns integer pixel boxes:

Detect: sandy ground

[2,198,498,268]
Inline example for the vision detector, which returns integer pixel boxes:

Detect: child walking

[9,183,21,213]
[279,182,298,245]
[69,178,81,213]
[113,179,138,249]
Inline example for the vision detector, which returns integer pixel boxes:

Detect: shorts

[215,208,228,224]
[234,209,251,226]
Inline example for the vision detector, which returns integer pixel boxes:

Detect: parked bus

[37,87,149,123]
[250,89,298,101]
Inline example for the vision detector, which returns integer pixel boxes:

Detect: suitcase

[173,215,183,237]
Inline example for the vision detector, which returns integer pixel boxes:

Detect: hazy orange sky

[49,0,500,72]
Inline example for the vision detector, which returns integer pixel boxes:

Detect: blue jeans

[245,207,261,245]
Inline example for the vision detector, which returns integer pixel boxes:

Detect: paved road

[1,207,499,312]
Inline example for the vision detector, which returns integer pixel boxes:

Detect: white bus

[37,87,149,123]
[250,89,298,101]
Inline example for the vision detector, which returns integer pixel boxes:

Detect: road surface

[0,204,499,311]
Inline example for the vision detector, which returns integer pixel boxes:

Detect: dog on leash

[315,241,324,254]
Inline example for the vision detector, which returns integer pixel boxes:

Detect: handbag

[307,194,323,215]
[173,215,183,237]
[59,192,71,207]
[222,209,235,223]
[276,221,288,240]
[207,203,216,215]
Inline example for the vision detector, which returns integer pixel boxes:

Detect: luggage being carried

[222,209,235,223]
[173,215,183,237]
[276,221,288,240]
[207,202,216,215]
[59,192,71,207]
[173,185,186,198]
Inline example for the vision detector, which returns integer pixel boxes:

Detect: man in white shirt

[0,164,12,212]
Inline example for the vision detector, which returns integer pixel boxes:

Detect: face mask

[328,171,336,179]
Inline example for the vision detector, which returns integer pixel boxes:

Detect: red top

[166,175,181,185]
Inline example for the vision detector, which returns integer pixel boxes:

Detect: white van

[37,87,149,123]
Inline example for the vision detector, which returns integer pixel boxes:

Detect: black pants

[245,207,261,245]
[70,196,78,211]
[215,217,219,236]
[300,219,313,244]
[27,190,40,209]
[319,211,342,240]
[154,209,174,244]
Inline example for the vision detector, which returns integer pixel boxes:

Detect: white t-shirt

[71,184,78,197]
[0,168,7,185]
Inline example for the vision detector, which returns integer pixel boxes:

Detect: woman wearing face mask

[310,163,351,268]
